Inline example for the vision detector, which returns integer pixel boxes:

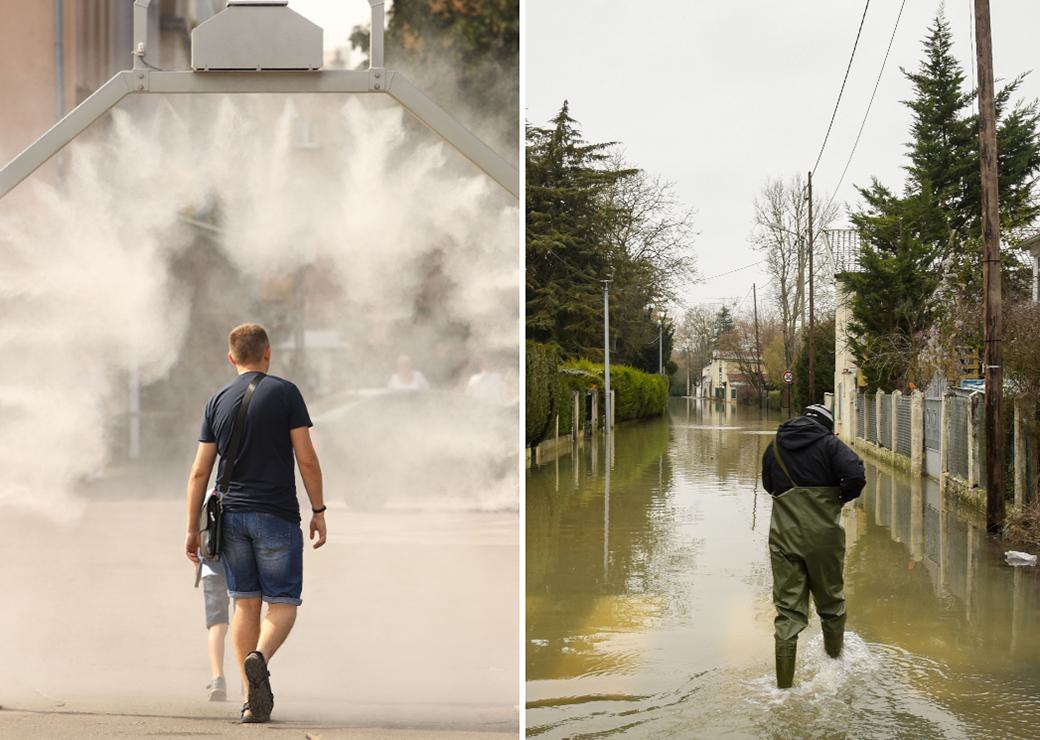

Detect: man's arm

[761,444,775,494]
[831,437,866,503]
[185,442,218,563]
[291,426,326,549]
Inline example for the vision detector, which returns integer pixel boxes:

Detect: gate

[896,395,912,457]
[948,396,969,480]
[865,394,877,444]
[879,397,892,449]
[924,397,941,477]
[856,393,865,438]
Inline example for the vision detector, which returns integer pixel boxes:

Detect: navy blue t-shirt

[199,371,312,523]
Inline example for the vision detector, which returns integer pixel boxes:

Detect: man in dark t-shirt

[185,323,326,724]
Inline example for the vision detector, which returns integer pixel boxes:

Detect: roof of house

[1021,228,1040,255]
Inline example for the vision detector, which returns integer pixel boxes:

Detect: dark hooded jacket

[762,416,866,503]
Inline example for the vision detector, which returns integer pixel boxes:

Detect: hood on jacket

[777,415,832,452]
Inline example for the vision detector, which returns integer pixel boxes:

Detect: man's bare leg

[256,603,298,662]
[238,603,296,722]
[232,598,262,708]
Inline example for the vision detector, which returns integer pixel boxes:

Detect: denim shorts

[221,511,304,606]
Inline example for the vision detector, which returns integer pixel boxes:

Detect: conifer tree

[715,306,736,342]
[526,102,635,358]
[844,11,1040,389]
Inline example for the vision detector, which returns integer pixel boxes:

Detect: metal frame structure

[0,0,518,200]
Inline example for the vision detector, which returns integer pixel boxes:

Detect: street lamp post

[603,280,612,432]
[658,320,663,375]
[684,345,691,397]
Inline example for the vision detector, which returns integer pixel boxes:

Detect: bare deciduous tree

[674,305,721,392]
[605,154,697,304]
[751,174,837,369]
[718,310,782,405]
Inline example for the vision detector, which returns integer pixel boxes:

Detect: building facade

[700,351,761,402]
[0,0,209,171]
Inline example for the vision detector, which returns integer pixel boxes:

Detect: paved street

[0,498,518,738]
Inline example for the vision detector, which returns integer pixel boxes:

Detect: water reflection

[527,399,1040,738]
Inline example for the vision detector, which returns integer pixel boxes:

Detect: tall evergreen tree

[527,103,695,368]
[526,103,635,358]
[844,11,1040,389]
[715,305,736,341]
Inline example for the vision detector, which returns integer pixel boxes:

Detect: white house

[700,351,760,402]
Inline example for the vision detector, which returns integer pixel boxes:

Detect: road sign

[783,370,794,385]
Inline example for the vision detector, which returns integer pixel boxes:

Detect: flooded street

[526,399,1040,738]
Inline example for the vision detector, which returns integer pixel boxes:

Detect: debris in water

[1005,550,1037,567]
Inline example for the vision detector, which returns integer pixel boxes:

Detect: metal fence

[977,398,987,485]
[1025,412,1037,505]
[896,394,912,457]
[924,398,942,452]
[879,395,892,448]
[947,396,970,480]
[856,393,865,438]
[865,394,877,443]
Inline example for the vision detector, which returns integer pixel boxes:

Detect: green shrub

[559,359,668,424]
[528,350,670,447]
[792,318,836,407]
[526,341,560,447]
[766,389,782,411]
[556,367,598,435]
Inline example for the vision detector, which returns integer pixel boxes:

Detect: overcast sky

[290,0,384,64]
[526,1,1040,314]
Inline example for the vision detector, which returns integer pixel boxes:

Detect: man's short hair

[228,323,270,365]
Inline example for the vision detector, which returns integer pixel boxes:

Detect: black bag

[199,374,264,561]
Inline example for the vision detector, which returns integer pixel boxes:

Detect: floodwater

[526,398,1040,739]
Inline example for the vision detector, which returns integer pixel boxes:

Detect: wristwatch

[312,505,327,514]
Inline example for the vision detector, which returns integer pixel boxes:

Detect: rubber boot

[823,627,844,659]
[775,638,797,689]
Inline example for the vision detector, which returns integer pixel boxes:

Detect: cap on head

[804,403,834,432]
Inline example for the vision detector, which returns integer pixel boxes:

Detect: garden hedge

[526,344,669,448]
[526,341,560,447]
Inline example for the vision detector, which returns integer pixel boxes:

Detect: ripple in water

[527,633,1001,739]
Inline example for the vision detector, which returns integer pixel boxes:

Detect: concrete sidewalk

[0,698,515,739]
[0,498,519,739]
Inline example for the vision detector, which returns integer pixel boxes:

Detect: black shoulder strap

[771,433,800,488]
[217,374,264,493]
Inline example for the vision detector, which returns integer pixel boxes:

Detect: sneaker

[206,676,226,702]
[243,651,273,722]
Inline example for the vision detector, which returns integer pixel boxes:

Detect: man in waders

[762,403,865,688]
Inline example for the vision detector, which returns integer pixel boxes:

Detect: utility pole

[975,0,1004,533]
[753,282,763,408]
[658,320,664,375]
[603,280,612,433]
[685,345,691,397]
[807,170,816,405]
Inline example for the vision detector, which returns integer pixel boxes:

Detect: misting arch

[0,0,519,200]
[0,0,519,460]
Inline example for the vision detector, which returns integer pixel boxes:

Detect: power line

[695,259,764,284]
[812,0,872,176]
[825,0,907,212]
[732,283,757,313]
[543,248,601,283]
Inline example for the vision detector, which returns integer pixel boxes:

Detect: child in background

[197,557,231,701]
